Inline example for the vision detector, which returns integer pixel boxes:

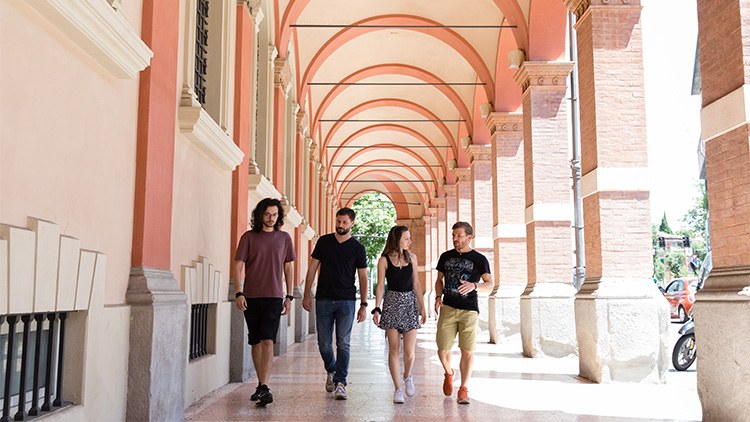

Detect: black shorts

[243,297,283,345]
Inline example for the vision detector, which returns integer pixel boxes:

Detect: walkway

[185,319,701,421]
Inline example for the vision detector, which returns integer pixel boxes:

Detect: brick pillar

[565,0,669,383]
[454,168,472,224]
[515,61,577,358]
[444,185,458,251]
[435,197,448,261]
[229,1,259,384]
[486,112,527,343]
[467,145,494,331]
[693,0,750,417]
[127,1,187,420]
[428,207,439,316]
[404,218,427,312]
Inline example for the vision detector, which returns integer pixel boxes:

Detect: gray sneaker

[393,388,405,404]
[333,382,348,400]
[325,373,335,392]
[404,375,416,397]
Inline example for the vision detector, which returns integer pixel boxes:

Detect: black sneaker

[255,385,273,407]
[250,384,262,401]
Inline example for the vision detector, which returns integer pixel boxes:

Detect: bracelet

[235,292,244,298]
[371,307,381,315]
[360,302,368,307]
[285,294,294,301]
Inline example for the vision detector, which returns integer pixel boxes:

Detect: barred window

[189,304,213,361]
[194,0,209,107]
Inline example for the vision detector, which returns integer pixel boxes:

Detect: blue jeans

[315,299,355,385]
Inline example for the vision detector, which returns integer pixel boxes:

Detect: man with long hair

[372,225,426,403]
[233,197,296,407]
[434,221,496,404]
[302,207,369,400]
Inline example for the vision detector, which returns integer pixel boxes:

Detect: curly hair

[250,198,284,232]
[381,225,411,264]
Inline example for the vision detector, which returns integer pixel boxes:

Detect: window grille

[1,312,71,421]
[189,304,209,360]
[194,0,209,106]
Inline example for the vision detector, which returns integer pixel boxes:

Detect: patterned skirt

[379,289,421,333]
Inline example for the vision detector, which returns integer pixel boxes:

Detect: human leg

[456,309,479,388]
[402,329,418,396]
[315,299,337,375]
[386,329,402,390]
[332,300,355,385]
[436,305,458,396]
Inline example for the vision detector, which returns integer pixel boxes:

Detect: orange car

[663,277,700,322]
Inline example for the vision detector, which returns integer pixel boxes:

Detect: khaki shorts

[436,304,478,351]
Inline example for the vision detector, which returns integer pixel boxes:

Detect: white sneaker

[404,375,416,397]
[333,382,348,400]
[393,388,405,404]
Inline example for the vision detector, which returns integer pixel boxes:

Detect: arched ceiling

[274,0,567,219]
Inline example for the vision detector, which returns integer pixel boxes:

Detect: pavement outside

[185,316,700,421]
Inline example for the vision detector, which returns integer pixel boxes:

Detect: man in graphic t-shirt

[434,221,496,405]
[233,197,296,407]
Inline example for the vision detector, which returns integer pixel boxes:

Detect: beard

[263,220,276,229]
[336,226,350,235]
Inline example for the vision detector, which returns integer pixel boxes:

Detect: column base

[694,266,750,421]
[575,277,669,384]
[229,281,253,382]
[520,282,577,358]
[488,284,524,344]
[126,267,188,422]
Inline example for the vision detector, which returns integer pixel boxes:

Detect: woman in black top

[372,226,426,403]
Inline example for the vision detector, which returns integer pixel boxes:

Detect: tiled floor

[185,319,701,421]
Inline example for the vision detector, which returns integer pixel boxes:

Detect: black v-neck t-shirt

[311,233,368,300]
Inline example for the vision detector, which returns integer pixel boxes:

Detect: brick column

[428,207,439,316]
[454,168,472,224]
[398,218,428,310]
[692,0,750,417]
[486,112,527,343]
[515,61,577,358]
[435,197,448,261]
[444,185,458,251]
[467,145,494,330]
[127,1,187,420]
[229,0,259,384]
[566,0,669,384]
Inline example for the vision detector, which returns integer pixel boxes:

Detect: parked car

[663,277,700,322]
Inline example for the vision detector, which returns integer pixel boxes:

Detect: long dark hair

[381,225,411,264]
[250,198,284,233]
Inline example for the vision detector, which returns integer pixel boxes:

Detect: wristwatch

[360,302,368,307]
[235,292,244,298]
[285,295,294,301]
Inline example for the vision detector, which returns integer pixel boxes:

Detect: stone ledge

[178,106,244,171]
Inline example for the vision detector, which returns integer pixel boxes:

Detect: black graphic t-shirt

[436,249,491,313]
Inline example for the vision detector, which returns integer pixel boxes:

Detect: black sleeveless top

[385,255,414,292]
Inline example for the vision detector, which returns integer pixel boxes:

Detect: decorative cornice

[296,109,308,135]
[453,168,471,182]
[274,56,292,96]
[285,206,303,228]
[248,174,281,199]
[564,0,590,19]
[411,218,426,228]
[467,145,492,163]
[485,112,523,135]
[513,61,574,94]
[178,106,244,171]
[432,197,446,207]
[564,0,638,20]
[443,184,456,194]
[27,0,152,79]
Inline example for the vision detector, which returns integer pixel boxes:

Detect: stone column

[453,168,472,224]
[515,61,577,358]
[444,185,458,250]
[272,55,291,190]
[486,112,527,343]
[564,0,669,383]
[127,1,187,420]
[692,0,750,418]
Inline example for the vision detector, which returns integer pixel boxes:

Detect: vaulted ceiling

[274,0,568,218]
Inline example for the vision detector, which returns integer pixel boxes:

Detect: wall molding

[178,106,244,171]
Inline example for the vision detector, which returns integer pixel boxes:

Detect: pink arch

[333,150,440,192]
[336,157,436,197]
[527,1,567,60]
[311,63,472,140]
[298,15,495,105]
[321,98,458,161]
[278,0,529,62]
[337,169,428,216]
[340,187,411,218]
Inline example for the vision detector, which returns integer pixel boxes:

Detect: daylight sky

[641,0,701,229]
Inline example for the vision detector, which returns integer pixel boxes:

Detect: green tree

[682,181,708,237]
[350,192,397,272]
[659,212,673,234]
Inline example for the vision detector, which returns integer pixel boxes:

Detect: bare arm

[372,257,387,325]
[476,272,497,296]
[233,260,246,311]
[434,271,445,315]
[281,261,294,315]
[356,267,369,323]
[302,257,320,312]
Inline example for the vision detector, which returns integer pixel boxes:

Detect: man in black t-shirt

[302,208,369,401]
[434,221,495,405]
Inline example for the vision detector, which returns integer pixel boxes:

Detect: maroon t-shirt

[234,230,296,298]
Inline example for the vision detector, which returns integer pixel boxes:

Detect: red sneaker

[457,386,470,404]
[442,371,454,396]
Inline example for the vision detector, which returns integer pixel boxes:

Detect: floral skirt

[379,289,421,333]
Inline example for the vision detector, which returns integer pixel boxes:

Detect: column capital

[238,0,263,20]
[514,61,574,94]
[296,109,308,135]
[432,197,446,207]
[453,168,470,181]
[274,56,292,96]
[411,218,426,228]
[443,184,456,194]
[485,112,523,135]
[427,207,438,216]
[564,0,640,20]
[467,144,493,163]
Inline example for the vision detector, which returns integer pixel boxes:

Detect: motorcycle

[672,316,696,371]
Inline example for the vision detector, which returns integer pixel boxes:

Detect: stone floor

[185,318,701,421]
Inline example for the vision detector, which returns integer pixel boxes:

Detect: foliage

[665,251,688,278]
[350,193,397,269]
[659,212,673,234]
[681,181,708,238]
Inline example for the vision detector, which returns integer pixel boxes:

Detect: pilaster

[452,168,472,224]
